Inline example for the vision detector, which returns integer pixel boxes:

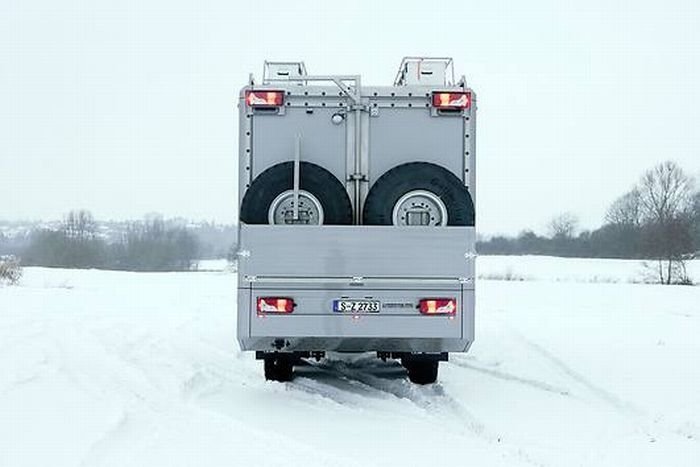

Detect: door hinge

[464,251,477,260]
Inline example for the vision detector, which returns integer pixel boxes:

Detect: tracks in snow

[289,357,546,467]
[448,358,571,396]
[506,326,642,416]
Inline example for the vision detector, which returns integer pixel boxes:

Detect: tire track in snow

[307,359,485,430]
[507,327,643,416]
[448,359,571,396]
[503,325,700,445]
[299,359,548,467]
[291,369,400,410]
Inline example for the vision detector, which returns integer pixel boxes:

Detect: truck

[235,57,476,384]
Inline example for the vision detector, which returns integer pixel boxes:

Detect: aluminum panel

[251,108,347,185]
[368,108,464,183]
[237,225,475,281]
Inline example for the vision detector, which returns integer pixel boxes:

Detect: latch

[348,173,367,181]
[350,276,364,286]
[350,103,369,112]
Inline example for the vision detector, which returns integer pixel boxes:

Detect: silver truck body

[236,58,476,356]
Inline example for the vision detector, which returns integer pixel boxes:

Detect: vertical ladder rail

[353,107,362,224]
[293,134,301,221]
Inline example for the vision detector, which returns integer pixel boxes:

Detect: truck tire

[240,162,353,225]
[404,360,439,385]
[363,162,474,226]
[264,355,294,382]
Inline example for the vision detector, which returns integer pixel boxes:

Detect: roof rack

[393,57,455,86]
[262,61,308,84]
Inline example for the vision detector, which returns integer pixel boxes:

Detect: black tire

[363,162,475,226]
[404,360,439,385]
[264,355,294,382]
[240,162,352,225]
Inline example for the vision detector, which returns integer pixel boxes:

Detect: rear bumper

[243,336,473,353]
[245,337,472,353]
[237,286,474,353]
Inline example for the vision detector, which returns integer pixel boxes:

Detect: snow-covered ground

[478,255,700,284]
[195,258,231,272]
[1,258,699,467]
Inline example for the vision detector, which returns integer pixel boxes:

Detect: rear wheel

[363,162,474,226]
[404,360,439,385]
[264,355,294,382]
[240,162,353,225]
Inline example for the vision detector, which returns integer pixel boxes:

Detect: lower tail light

[257,297,295,314]
[431,91,471,110]
[245,90,284,107]
[419,298,457,315]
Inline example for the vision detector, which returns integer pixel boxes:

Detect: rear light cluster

[431,91,471,110]
[419,298,457,315]
[245,90,284,107]
[257,297,295,314]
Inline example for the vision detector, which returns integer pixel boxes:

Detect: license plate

[333,299,380,313]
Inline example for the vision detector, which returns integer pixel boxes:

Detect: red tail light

[245,90,284,107]
[419,298,457,315]
[257,297,295,314]
[431,91,471,110]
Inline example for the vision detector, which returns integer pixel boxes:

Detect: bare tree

[637,161,695,284]
[638,161,694,224]
[548,212,578,239]
[63,210,97,241]
[117,216,198,271]
[692,191,700,250]
[606,188,642,227]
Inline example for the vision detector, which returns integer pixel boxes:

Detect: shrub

[0,255,22,285]
[114,217,198,271]
[23,229,107,268]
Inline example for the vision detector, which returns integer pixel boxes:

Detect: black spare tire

[363,162,475,226]
[240,162,353,225]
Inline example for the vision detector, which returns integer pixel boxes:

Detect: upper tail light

[245,90,284,107]
[431,91,471,110]
[257,297,295,314]
[419,298,457,315]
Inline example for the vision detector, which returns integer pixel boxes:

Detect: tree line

[478,161,700,284]
[21,211,199,271]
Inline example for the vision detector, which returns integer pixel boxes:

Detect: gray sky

[2,0,699,235]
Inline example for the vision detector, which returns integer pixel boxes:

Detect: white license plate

[333,299,380,313]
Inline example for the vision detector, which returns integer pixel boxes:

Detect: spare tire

[240,162,353,225]
[363,162,474,226]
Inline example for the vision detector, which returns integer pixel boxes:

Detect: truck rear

[236,58,476,384]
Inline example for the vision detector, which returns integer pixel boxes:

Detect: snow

[195,259,230,272]
[478,255,700,284]
[1,258,699,466]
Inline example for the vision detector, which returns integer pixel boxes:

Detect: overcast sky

[2,0,699,234]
